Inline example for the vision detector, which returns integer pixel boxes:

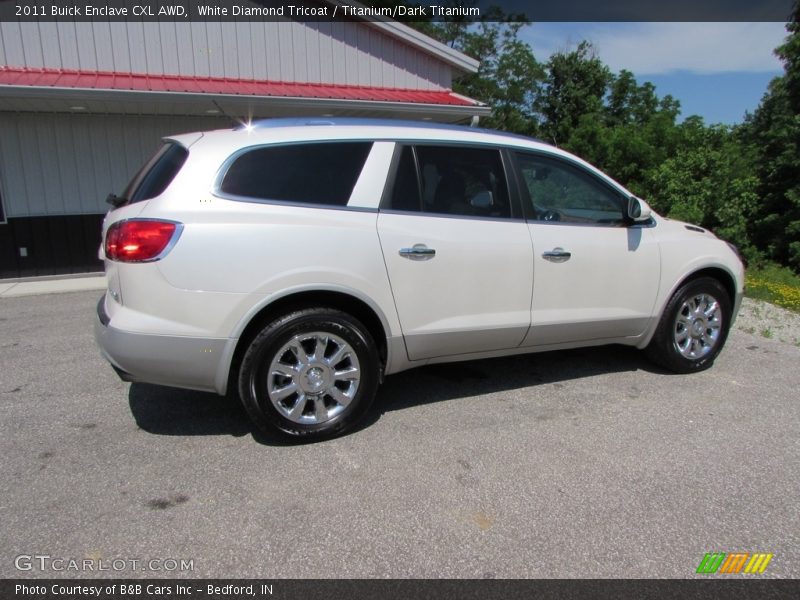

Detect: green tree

[647,120,760,257]
[743,2,800,270]
[779,1,800,114]
[606,70,663,126]
[596,101,681,194]
[455,16,543,132]
[537,41,611,146]
[559,67,682,198]
[412,5,543,134]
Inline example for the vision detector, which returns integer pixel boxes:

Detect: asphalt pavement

[1,290,798,578]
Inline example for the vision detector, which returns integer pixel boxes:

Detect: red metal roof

[0,66,479,107]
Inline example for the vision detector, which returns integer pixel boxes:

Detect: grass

[745,263,800,313]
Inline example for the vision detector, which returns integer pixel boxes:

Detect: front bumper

[94,294,230,394]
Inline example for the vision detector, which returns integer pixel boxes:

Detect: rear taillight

[104,219,182,262]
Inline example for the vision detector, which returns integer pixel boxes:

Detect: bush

[745,262,800,312]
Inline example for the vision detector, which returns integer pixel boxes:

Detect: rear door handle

[399,244,436,261]
[542,247,571,263]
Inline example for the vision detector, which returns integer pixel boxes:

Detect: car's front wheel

[238,308,380,440]
[645,277,732,373]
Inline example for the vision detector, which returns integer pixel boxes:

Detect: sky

[520,22,790,124]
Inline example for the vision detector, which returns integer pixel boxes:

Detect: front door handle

[399,244,436,261]
[542,247,571,263]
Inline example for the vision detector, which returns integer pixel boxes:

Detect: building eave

[0,84,491,123]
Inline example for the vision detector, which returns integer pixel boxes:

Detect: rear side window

[122,142,188,204]
[219,142,373,206]
[386,145,511,219]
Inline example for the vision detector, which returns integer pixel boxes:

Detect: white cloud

[523,22,787,75]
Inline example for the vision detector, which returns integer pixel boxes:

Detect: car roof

[170,117,559,157]
[233,117,549,145]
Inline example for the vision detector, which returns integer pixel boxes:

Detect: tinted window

[515,152,625,225]
[0,177,5,223]
[220,142,373,206]
[123,142,188,204]
[406,146,511,218]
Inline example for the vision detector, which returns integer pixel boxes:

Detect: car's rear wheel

[238,308,380,440]
[645,277,732,373]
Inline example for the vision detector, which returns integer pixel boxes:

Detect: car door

[377,144,533,361]
[511,151,661,347]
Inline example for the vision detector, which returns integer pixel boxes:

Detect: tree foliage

[647,120,760,259]
[537,41,610,146]
[741,1,800,269]
[410,6,800,271]
[418,5,543,133]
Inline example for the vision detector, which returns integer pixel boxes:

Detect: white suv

[95,118,745,440]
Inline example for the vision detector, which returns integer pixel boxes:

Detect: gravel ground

[735,297,800,346]
[1,291,799,579]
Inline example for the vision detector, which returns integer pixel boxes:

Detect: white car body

[95,118,745,438]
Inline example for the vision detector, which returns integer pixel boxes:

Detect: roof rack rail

[233,117,549,145]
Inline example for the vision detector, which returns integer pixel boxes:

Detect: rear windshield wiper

[106,193,127,208]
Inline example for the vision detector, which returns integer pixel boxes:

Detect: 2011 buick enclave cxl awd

[94,118,745,440]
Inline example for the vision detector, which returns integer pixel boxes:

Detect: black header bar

[0,0,795,23]
[3,579,800,600]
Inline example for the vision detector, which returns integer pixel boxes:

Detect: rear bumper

[94,294,230,394]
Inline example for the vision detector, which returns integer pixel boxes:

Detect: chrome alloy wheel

[673,293,723,359]
[266,332,361,425]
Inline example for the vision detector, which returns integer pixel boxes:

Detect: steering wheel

[540,209,562,222]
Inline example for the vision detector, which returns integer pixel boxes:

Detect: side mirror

[627,196,652,222]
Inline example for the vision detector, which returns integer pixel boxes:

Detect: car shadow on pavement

[128,384,251,436]
[128,344,661,445]
[356,344,660,432]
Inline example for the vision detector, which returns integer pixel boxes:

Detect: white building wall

[0,20,452,91]
[0,113,226,217]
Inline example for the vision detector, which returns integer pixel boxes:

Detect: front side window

[122,142,188,204]
[219,142,373,206]
[515,152,625,225]
[387,145,511,219]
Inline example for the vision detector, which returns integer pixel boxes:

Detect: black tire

[238,308,380,440]
[645,277,732,373]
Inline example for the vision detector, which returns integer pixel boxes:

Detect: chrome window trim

[209,193,379,214]
[378,208,525,224]
[525,219,628,229]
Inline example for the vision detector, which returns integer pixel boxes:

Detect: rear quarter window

[122,142,189,204]
[218,142,373,206]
